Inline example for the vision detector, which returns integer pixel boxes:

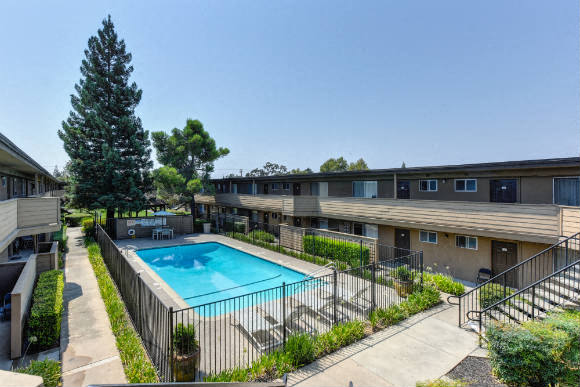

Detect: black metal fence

[449,232,580,327]
[95,224,173,382]
[94,216,424,382]
[173,252,423,380]
[209,213,415,267]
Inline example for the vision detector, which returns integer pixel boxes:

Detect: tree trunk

[106,207,114,220]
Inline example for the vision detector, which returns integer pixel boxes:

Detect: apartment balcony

[197,193,580,244]
[0,197,61,252]
[195,193,319,216]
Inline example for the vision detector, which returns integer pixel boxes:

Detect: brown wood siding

[520,176,554,204]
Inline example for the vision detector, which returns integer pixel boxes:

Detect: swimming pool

[136,242,307,314]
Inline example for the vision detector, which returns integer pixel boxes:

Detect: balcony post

[393,173,397,199]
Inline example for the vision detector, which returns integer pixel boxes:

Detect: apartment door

[397,181,410,199]
[395,228,411,256]
[293,183,301,196]
[263,183,269,194]
[490,179,517,203]
[492,241,518,288]
[263,212,269,225]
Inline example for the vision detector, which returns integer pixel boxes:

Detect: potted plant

[392,266,414,297]
[172,323,200,381]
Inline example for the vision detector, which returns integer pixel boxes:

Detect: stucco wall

[115,215,193,239]
[520,176,554,204]
[11,255,37,358]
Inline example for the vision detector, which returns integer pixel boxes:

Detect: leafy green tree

[319,157,349,172]
[348,158,369,171]
[290,168,313,174]
[152,166,186,208]
[58,15,152,219]
[152,119,229,218]
[246,162,288,177]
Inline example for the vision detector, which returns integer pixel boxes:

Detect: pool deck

[115,233,327,310]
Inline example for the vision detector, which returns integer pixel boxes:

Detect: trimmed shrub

[314,320,366,357]
[65,212,92,227]
[82,218,95,236]
[392,266,415,281]
[16,359,61,387]
[303,235,369,267]
[487,309,580,387]
[423,272,465,296]
[28,270,64,350]
[248,230,275,243]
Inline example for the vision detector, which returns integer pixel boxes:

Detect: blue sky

[0,1,578,177]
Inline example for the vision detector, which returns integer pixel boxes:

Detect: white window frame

[419,230,438,244]
[454,179,477,192]
[419,179,438,192]
[271,183,280,190]
[552,176,580,206]
[455,235,478,250]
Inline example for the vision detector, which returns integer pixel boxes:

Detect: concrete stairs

[484,261,580,326]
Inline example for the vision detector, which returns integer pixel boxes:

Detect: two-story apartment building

[0,133,62,262]
[196,157,580,281]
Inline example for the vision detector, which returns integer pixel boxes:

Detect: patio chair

[257,296,323,335]
[337,284,373,315]
[236,306,282,353]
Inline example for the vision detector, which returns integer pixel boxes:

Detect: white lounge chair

[236,306,282,353]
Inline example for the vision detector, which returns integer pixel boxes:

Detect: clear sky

[0,1,578,177]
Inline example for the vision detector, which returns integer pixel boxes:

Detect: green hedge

[65,212,92,227]
[85,239,158,383]
[224,221,246,234]
[28,270,64,350]
[487,309,580,387]
[303,235,369,267]
[248,230,275,243]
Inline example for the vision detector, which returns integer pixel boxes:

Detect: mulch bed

[446,356,507,387]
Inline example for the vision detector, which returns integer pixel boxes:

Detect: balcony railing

[196,193,577,243]
[0,197,61,252]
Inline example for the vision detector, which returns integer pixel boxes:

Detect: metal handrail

[481,258,580,316]
[449,232,580,304]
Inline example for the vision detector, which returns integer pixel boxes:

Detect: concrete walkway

[60,227,126,386]
[288,301,481,387]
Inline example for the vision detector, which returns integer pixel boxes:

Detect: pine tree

[59,15,152,219]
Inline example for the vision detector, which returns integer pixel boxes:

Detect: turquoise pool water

[136,242,306,315]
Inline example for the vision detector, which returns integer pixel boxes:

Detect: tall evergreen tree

[59,16,152,219]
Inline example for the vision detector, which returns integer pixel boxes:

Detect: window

[456,235,477,250]
[251,211,258,222]
[1,176,5,187]
[353,181,378,198]
[554,177,580,206]
[282,183,290,190]
[353,223,363,235]
[232,208,238,214]
[272,183,280,190]
[455,179,477,192]
[271,213,278,219]
[283,215,288,221]
[311,182,328,197]
[419,180,438,192]
[420,230,437,244]
[232,184,238,194]
[364,224,378,238]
